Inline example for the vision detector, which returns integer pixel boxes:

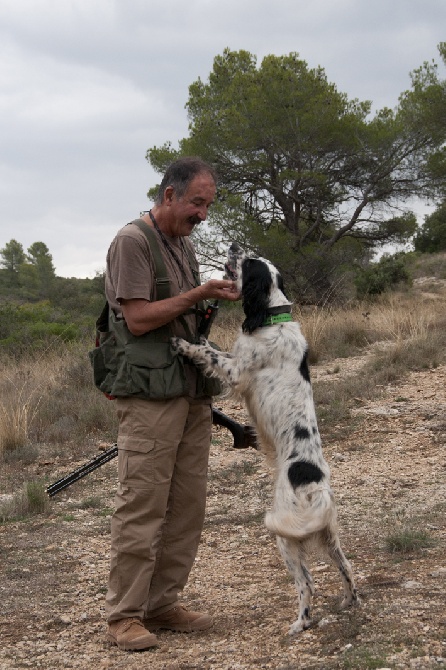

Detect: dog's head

[225,242,291,334]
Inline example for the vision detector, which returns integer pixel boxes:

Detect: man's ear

[164,185,174,204]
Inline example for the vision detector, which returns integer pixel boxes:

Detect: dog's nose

[229,242,241,252]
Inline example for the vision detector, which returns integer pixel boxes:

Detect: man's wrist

[189,285,206,302]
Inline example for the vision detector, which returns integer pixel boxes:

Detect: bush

[405,249,446,280]
[413,202,446,253]
[354,254,412,297]
[385,528,435,553]
[0,301,87,354]
[0,480,49,522]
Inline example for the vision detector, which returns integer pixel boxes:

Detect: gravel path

[1,363,445,669]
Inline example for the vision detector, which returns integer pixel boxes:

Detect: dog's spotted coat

[171,242,358,635]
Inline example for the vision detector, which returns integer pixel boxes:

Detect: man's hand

[199,279,240,302]
[121,280,240,336]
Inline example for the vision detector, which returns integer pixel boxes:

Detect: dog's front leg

[171,337,239,387]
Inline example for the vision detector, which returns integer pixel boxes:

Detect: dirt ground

[0,358,445,669]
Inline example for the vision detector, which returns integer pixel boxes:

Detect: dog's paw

[199,335,208,346]
[288,619,311,636]
[340,593,360,609]
[170,337,187,353]
[170,336,180,350]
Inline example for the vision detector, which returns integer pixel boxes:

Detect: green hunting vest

[89,220,221,400]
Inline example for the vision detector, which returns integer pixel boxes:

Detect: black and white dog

[171,242,358,634]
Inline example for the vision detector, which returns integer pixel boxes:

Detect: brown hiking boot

[144,605,213,632]
[107,617,158,651]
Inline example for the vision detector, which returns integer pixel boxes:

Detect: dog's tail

[264,487,336,540]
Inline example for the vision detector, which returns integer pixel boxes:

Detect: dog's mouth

[224,261,237,281]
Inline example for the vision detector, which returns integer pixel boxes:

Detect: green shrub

[354,253,411,297]
[25,480,49,515]
[385,528,435,553]
[413,202,446,253]
[0,480,49,522]
[0,301,89,354]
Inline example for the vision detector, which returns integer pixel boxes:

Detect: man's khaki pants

[105,395,212,622]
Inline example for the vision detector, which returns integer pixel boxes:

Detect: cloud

[0,0,444,277]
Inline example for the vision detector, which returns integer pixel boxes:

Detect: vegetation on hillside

[1,250,445,469]
[0,238,105,353]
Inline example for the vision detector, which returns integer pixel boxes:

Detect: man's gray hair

[154,157,217,205]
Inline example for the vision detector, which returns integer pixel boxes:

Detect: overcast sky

[0,0,444,278]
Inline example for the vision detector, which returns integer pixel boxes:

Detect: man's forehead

[184,172,216,197]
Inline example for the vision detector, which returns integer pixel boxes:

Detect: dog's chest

[233,326,306,370]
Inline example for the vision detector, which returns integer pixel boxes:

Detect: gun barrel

[46,445,118,497]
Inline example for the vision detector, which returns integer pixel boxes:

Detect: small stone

[403,580,422,589]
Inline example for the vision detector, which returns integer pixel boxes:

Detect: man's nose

[197,205,208,221]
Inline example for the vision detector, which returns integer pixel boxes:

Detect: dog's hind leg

[324,529,358,608]
[276,537,314,635]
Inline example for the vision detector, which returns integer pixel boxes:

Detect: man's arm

[121,279,239,336]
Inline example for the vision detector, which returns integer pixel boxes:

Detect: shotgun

[46,408,257,497]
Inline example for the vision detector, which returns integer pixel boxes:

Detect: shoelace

[117,618,143,634]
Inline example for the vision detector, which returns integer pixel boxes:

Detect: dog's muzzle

[224,261,237,280]
[225,242,242,280]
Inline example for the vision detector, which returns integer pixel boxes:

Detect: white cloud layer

[0,0,444,277]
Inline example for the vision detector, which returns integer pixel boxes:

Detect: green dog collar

[262,313,293,327]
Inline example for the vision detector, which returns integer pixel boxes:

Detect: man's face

[168,172,216,236]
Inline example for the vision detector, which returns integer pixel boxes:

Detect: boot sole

[106,633,158,650]
[145,618,214,633]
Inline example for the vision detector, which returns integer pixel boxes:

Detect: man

[104,157,240,651]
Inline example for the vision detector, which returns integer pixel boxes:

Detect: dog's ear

[241,259,272,333]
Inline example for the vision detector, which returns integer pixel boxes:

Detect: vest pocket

[124,340,187,399]
[89,334,115,387]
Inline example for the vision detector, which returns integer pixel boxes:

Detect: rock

[403,580,422,589]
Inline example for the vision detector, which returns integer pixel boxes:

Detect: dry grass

[407,250,446,280]
[0,371,44,458]
[1,285,445,469]
[210,304,244,351]
[0,480,50,522]
[297,289,446,364]
[0,341,117,463]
